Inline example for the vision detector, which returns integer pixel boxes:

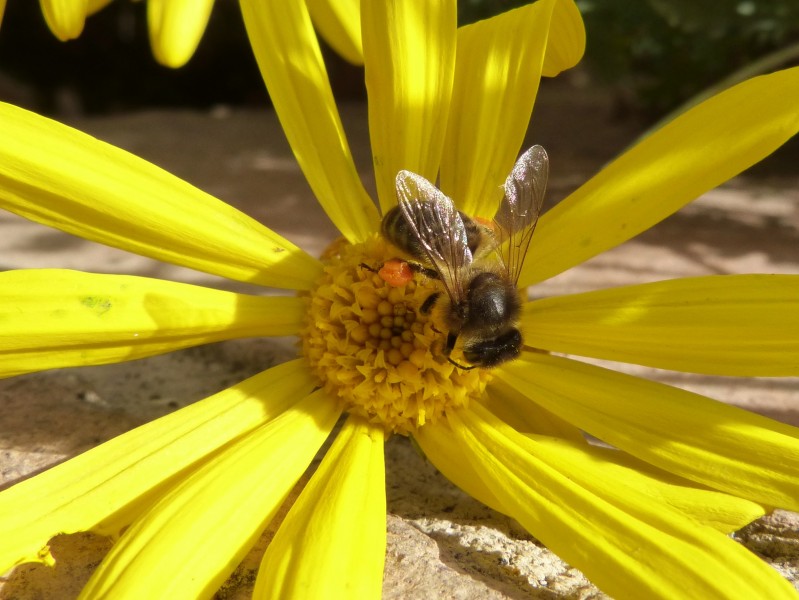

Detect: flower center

[300,235,490,434]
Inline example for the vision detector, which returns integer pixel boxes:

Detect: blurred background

[1,0,798,122]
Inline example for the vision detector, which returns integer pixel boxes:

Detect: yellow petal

[541,0,585,77]
[255,416,385,599]
[413,420,510,516]
[544,436,766,533]
[363,0,456,213]
[499,352,799,511]
[522,66,799,286]
[441,0,582,216]
[86,0,111,15]
[0,269,304,378]
[0,1,5,28]
[306,0,363,65]
[0,360,316,573]
[482,377,585,444]
[241,0,379,243]
[39,0,89,40]
[476,401,765,535]
[148,0,214,68]
[0,102,319,289]
[38,0,112,38]
[79,389,341,600]
[420,402,761,535]
[521,431,764,535]
[524,274,799,376]
[418,404,795,599]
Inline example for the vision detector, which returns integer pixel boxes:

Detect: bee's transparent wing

[395,170,472,304]
[493,145,548,285]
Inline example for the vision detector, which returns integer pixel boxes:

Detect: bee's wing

[395,170,472,305]
[493,145,548,285]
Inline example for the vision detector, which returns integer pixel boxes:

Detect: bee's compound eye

[378,259,414,287]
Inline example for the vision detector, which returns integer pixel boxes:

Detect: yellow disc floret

[301,235,490,434]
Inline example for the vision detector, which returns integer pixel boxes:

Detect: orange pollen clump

[300,235,490,434]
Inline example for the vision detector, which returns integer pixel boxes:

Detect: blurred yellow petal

[441,0,583,216]
[499,352,799,511]
[256,416,386,599]
[418,404,795,600]
[522,66,799,286]
[39,0,89,40]
[80,389,341,599]
[524,274,799,376]
[148,0,214,68]
[241,0,378,243]
[86,0,111,15]
[541,0,585,76]
[363,0,456,212]
[0,269,304,378]
[39,0,111,38]
[306,0,363,65]
[0,360,315,572]
[0,102,319,290]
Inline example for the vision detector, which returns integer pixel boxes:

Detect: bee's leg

[443,331,475,370]
[444,331,458,355]
[447,357,475,370]
[405,261,440,280]
[419,292,441,315]
[367,258,438,286]
[365,258,437,278]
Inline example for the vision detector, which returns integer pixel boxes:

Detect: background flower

[3,0,358,68]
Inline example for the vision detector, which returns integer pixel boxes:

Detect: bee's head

[462,328,522,368]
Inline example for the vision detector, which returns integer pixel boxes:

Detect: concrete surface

[1,80,798,598]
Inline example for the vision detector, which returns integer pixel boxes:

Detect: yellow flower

[1,0,799,598]
[15,0,361,68]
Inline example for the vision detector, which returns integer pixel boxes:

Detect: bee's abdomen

[460,212,484,257]
[382,206,484,261]
[381,206,426,261]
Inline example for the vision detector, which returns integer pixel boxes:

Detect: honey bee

[379,145,549,369]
